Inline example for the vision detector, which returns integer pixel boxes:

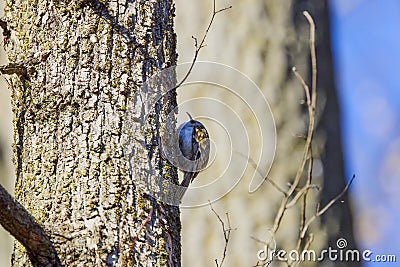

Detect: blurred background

[330,0,400,264]
[0,0,399,266]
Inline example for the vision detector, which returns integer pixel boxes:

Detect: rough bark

[3,0,180,266]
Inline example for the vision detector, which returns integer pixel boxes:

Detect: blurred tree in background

[175,0,359,266]
[0,0,360,266]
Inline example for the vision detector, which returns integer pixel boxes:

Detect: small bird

[177,113,210,190]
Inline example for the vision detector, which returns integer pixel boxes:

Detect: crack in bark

[79,0,134,44]
[0,18,11,38]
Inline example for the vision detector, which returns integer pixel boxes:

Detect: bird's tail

[176,172,195,201]
[180,172,194,188]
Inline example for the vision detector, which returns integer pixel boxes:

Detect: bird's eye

[195,128,207,141]
[195,128,202,140]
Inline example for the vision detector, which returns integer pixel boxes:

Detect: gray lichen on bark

[3,0,181,265]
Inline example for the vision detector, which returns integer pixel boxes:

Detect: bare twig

[303,233,314,251]
[0,52,51,77]
[271,11,317,234]
[296,154,314,250]
[209,202,235,267]
[299,175,355,239]
[291,234,314,267]
[286,183,319,209]
[257,11,355,267]
[303,11,317,103]
[0,63,27,76]
[173,0,232,91]
[237,152,286,195]
[292,67,310,106]
[0,184,62,267]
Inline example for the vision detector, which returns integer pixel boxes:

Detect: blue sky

[330,0,400,265]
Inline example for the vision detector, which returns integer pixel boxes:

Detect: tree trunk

[3,0,180,265]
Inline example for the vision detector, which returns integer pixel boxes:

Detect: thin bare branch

[237,152,286,195]
[303,11,317,107]
[0,52,51,77]
[299,175,356,239]
[256,11,356,267]
[272,11,318,234]
[292,67,311,106]
[0,63,27,76]
[210,202,235,267]
[286,183,319,209]
[173,0,232,90]
[295,154,314,250]
[0,184,61,267]
[303,233,314,251]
